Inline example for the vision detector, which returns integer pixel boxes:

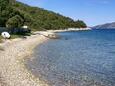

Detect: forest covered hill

[0,0,87,31]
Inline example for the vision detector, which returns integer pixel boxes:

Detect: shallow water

[26,29,115,86]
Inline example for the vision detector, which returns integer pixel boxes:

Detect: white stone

[1,32,11,39]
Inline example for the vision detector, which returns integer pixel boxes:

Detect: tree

[0,0,10,10]
[0,0,14,26]
[74,20,87,28]
[6,15,24,28]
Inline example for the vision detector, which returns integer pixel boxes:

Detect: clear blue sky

[17,0,115,26]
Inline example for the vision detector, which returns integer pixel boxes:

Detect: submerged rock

[47,33,60,39]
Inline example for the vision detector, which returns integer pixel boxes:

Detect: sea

[26,29,115,86]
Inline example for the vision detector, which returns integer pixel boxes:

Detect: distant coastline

[92,22,115,29]
[47,27,91,33]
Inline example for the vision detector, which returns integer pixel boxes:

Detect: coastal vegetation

[0,0,87,31]
[0,0,87,41]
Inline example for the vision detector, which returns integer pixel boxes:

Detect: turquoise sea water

[26,29,115,86]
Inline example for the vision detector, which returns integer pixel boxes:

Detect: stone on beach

[1,32,10,39]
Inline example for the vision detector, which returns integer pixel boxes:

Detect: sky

[17,0,115,26]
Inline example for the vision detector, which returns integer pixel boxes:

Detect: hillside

[92,22,115,29]
[0,0,87,31]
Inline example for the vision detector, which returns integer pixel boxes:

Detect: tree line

[0,0,87,31]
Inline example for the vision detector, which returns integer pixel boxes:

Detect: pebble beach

[0,34,49,86]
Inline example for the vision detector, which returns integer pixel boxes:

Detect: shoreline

[0,29,91,86]
[0,33,49,86]
[47,27,92,33]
